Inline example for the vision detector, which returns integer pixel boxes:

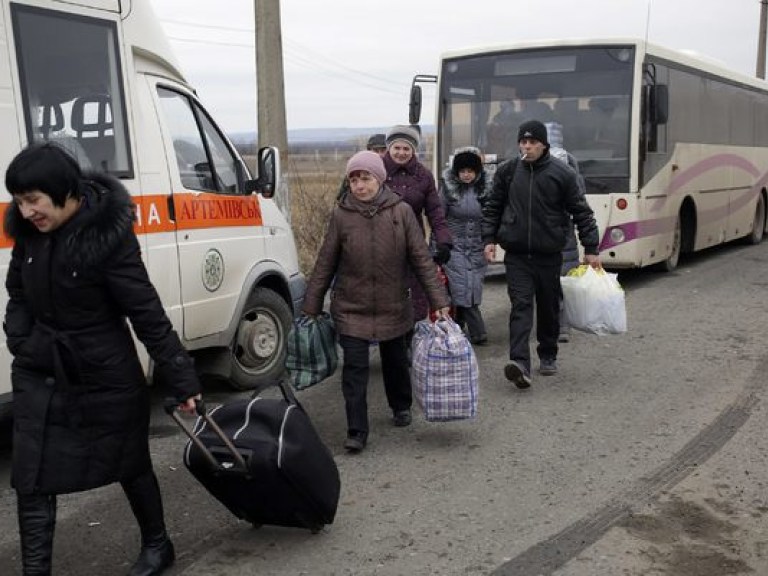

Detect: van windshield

[12,5,132,177]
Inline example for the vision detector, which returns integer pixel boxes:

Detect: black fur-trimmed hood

[5,171,136,268]
[441,165,493,205]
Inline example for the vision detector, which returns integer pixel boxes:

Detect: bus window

[11,4,132,176]
[157,87,245,194]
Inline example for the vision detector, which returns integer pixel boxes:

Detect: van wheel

[745,194,766,245]
[229,288,292,390]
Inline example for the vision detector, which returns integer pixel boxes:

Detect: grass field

[243,151,343,274]
[285,152,346,274]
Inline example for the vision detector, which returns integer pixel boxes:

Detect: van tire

[229,287,292,390]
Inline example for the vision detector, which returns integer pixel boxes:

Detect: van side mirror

[244,146,279,198]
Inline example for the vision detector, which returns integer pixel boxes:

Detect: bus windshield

[438,45,634,189]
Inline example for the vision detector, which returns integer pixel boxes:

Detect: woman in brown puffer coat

[4,143,200,576]
[302,151,450,453]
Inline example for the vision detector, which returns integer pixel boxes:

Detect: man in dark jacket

[481,120,601,388]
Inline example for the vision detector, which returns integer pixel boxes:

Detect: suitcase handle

[164,398,249,473]
[255,378,302,410]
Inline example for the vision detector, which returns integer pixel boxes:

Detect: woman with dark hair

[4,142,200,576]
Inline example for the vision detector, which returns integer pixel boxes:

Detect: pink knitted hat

[346,150,386,183]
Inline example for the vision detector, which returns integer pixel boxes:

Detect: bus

[0,0,305,420]
[409,38,768,271]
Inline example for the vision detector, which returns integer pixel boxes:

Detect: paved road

[1,240,767,575]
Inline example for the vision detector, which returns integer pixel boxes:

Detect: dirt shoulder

[554,384,768,576]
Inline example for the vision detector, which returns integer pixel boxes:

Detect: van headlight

[610,227,626,244]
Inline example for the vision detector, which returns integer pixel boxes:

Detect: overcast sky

[149,0,763,134]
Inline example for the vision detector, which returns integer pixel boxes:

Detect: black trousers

[456,305,486,341]
[338,334,411,434]
[504,252,562,374]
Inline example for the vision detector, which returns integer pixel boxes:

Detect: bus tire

[745,193,766,245]
[657,214,682,272]
[229,287,293,391]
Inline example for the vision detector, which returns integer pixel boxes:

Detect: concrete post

[255,0,290,220]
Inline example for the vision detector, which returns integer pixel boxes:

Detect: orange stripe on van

[0,204,9,248]
[0,192,263,248]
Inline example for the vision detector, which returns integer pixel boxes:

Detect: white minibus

[0,0,305,419]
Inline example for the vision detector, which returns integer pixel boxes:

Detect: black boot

[122,470,175,576]
[17,493,57,576]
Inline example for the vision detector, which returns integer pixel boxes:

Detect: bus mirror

[409,84,422,125]
[245,146,278,198]
[408,74,437,125]
[651,84,669,125]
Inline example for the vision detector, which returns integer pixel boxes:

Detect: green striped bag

[285,313,338,390]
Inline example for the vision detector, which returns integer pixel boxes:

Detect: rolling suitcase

[165,380,340,532]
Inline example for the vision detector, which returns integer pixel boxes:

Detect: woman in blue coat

[439,147,492,344]
[4,143,200,576]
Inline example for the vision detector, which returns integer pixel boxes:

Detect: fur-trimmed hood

[441,165,493,205]
[4,171,135,268]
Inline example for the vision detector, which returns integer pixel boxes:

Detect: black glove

[433,243,452,265]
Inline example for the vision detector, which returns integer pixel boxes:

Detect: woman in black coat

[4,143,201,576]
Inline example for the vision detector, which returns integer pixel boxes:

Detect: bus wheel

[229,287,292,391]
[658,214,682,272]
[746,194,766,245]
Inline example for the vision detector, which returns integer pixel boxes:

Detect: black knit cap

[452,150,483,174]
[517,120,549,146]
[366,133,386,150]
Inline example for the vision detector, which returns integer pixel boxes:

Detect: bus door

[150,80,266,341]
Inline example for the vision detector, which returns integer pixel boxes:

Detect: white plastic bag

[560,265,627,335]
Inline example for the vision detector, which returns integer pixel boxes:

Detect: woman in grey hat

[383,125,452,335]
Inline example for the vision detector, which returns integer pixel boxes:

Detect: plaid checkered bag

[411,318,479,422]
[285,313,338,390]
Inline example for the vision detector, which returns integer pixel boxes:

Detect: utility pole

[255,0,290,221]
[758,0,767,79]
